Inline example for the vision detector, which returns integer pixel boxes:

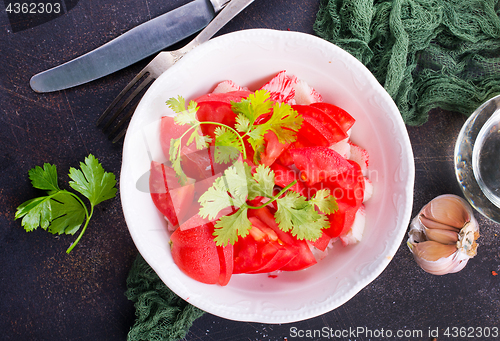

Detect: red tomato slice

[310,102,355,133]
[270,162,307,196]
[293,105,348,144]
[217,243,233,286]
[170,223,221,284]
[311,230,331,252]
[149,161,194,227]
[295,120,330,147]
[314,161,365,238]
[290,147,354,186]
[259,131,290,166]
[194,90,251,104]
[325,202,358,238]
[244,216,297,274]
[279,241,317,271]
[316,160,365,208]
[181,146,234,181]
[249,207,317,271]
[232,222,283,274]
[160,116,197,160]
[195,101,237,140]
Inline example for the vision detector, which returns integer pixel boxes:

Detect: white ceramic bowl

[120,29,415,323]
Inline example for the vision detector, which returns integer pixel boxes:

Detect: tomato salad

[149,71,373,286]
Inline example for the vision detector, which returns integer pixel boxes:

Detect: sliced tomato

[244,216,297,274]
[160,116,197,160]
[249,207,317,271]
[295,120,330,147]
[217,243,233,286]
[315,161,365,238]
[270,162,307,196]
[279,240,317,271]
[310,102,355,133]
[194,90,251,104]
[290,147,354,186]
[195,101,237,140]
[293,105,348,144]
[232,221,283,274]
[149,161,194,227]
[319,160,365,208]
[170,223,220,284]
[277,138,313,166]
[311,230,331,252]
[259,130,290,166]
[326,202,358,238]
[181,146,234,181]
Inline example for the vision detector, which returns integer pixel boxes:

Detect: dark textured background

[1,0,499,340]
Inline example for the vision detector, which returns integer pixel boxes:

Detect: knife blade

[30,0,229,93]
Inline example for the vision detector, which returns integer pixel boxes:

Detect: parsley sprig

[166,90,302,184]
[15,154,117,253]
[198,160,338,246]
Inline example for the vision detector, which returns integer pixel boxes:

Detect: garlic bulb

[407,194,479,275]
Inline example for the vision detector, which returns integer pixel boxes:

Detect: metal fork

[96,0,255,143]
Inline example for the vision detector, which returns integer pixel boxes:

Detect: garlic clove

[423,227,459,245]
[420,194,470,229]
[407,194,480,275]
[419,216,461,231]
[408,240,456,262]
[407,241,471,275]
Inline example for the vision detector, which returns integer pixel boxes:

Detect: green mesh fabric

[125,254,205,341]
[314,0,500,125]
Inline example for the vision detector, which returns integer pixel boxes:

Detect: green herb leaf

[46,192,86,235]
[213,126,243,164]
[15,154,117,253]
[309,189,339,214]
[275,191,328,241]
[213,208,251,247]
[167,96,199,126]
[16,196,52,232]
[232,90,273,131]
[68,154,117,207]
[28,163,60,191]
[252,164,275,198]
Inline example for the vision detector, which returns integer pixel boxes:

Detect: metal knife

[30,0,230,93]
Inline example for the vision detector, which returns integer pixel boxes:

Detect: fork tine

[110,103,139,143]
[96,69,149,126]
[107,102,138,138]
[101,73,154,131]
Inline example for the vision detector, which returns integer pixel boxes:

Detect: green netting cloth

[125,254,205,341]
[314,0,500,125]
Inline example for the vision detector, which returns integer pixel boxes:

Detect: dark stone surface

[1,0,499,340]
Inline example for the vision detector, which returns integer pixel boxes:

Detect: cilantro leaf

[252,164,275,197]
[68,154,117,206]
[198,160,254,220]
[275,191,327,241]
[309,189,339,214]
[232,90,273,131]
[214,126,243,164]
[213,208,251,246]
[167,96,199,126]
[265,102,303,144]
[28,163,60,191]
